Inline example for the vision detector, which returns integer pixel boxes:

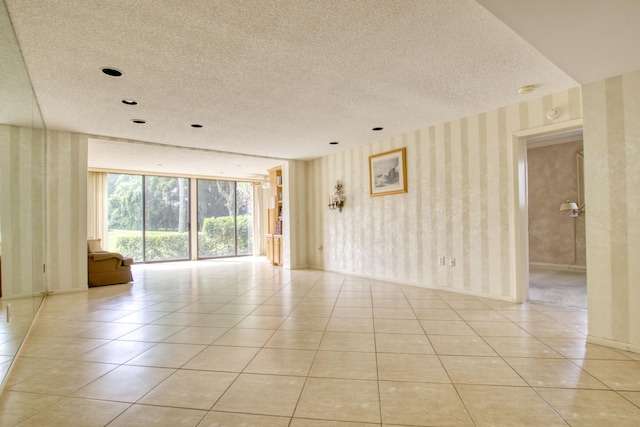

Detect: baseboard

[530,262,586,270]
[587,335,640,355]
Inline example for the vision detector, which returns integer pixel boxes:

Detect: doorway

[512,120,586,306]
[526,134,586,308]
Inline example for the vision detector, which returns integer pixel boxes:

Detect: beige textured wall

[527,141,586,267]
[307,87,582,300]
[46,130,88,293]
[583,69,640,352]
[0,125,46,298]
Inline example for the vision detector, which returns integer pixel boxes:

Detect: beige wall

[583,69,640,352]
[307,87,582,300]
[46,130,88,293]
[527,140,586,267]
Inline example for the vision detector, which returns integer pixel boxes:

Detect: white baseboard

[587,335,640,355]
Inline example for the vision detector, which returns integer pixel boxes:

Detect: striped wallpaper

[0,124,46,298]
[46,130,88,293]
[583,69,640,352]
[305,87,583,300]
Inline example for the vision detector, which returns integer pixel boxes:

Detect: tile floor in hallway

[1,258,640,426]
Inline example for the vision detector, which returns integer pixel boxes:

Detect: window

[108,173,252,262]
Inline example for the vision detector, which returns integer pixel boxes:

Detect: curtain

[87,171,108,249]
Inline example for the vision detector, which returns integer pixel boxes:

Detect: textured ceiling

[3,1,637,179]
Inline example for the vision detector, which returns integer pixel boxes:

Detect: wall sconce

[328,180,345,212]
[560,200,580,217]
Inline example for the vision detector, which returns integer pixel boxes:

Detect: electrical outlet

[449,257,456,267]
[439,256,446,266]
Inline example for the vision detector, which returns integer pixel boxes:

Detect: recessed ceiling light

[131,119,146,124]
[121,99,137,105]
[329,141,339,145]
[157,163,163,166]
[191,124,203,128]
[101,67,123,77]
[372,127,383,131]
[518,85,535,95]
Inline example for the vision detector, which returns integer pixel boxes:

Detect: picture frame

[369,147,407,197]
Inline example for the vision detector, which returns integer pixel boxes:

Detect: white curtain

[252,183,269,256]
[87,171,109,249]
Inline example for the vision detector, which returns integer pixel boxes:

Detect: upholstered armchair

[87,238,133,287]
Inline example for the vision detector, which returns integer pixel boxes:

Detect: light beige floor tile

[108,404,207,427]
[373,307,416,319]
[456,384,568,426]
[519,322,586,338]
[446,300,491,310]
[126,343,206,368]
[76,322,142,340]
[291,305,335,317]
[339,291,371,299]
[429,335,497,356]
[113,311,168,324]
[619,391,640,406]
[9,361,117,396]
[298,297,338,307]
[250,305,296,316]
[200,411,290,427]
[245,348,316,376]
[20,336,110,360]
[326,317,374,333]
[162,326,228,344]
[379,381,473,426]
[497,309,555,323]
[291,420,378,427]
[375,333,434,354]
[413,308,462,320]
[295,378,380,423]
[146,302,191,312]
[482,336,563,358]
[4,357,69,388]
[310,350,378,380]
[139,370,237,410]
[377,353,450,383]
[71,365,174,402]
[420,320,477,336]
[331,307,373,319]
[15,396,130,427]
[540,337,633,360]
[537,388,640,426]
[577,360,640,391]
[505,357,607,389]
[335,298,372,308]
[214,304,259,315]
[319,331,375,352]
[374,319,424,334]
[0,391,61,426]
[467,321,531,337]
[183,345,259,372]
[150,312,207,326]
[214,328,275,347]
[371,298,411,308]
[191,313,245,328]
[175,303,223,314]
[234,315,287,329]
[440,355,527,386]
[408,299,450,309]
[280,316,329,331]
[118,324,186,342]
[213,373,305,417]
[264,330,324,350]
[75,340,156,364]
[454,309,508,322]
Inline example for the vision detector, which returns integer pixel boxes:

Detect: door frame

[511,119,583,303]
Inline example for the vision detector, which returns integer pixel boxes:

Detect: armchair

[87,238,133,287]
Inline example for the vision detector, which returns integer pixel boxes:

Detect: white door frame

[511,119,583,303]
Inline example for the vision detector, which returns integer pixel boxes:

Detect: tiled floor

[1,258,640,426]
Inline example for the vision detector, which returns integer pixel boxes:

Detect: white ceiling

[3,0,639,180]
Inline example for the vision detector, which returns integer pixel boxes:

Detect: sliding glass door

[108,173,252,262]
[144,176,190,261]
[197,179,253,258]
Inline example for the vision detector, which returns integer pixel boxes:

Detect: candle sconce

[328,180,345,213]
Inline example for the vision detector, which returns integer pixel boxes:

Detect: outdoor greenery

[108,173,253,261]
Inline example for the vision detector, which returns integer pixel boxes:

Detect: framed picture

[369,147,407,197]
